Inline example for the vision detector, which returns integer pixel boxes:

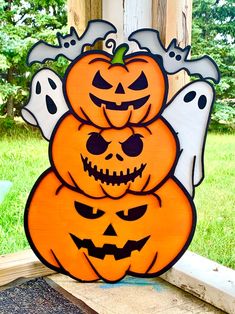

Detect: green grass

[189,133,235,268]
[0,124,234,269]
[0,124,49,254]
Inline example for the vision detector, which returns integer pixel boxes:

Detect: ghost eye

[176,54,182,61]
[86,132,110,155]
[36,81,41,94]
[128,71,148,90]
[198,95,207,109]
[121,134,143,157]
[74,201,104,219]
[64,42,69,48]
[48,78,57,90]
[92,71,113,89]
[117,205,147,221]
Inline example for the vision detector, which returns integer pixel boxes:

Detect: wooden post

[67,0,102,48]
[102,0,152,51]
[68,0,192,99]
[152,0,192,100]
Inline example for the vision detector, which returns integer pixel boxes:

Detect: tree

[0,0,68,118]
[192,0,235,129]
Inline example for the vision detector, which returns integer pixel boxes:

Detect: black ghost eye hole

[74,201,105,219]
[86,132,110,155]
[70,39,76,46]
[176,55,182,61]
[128,71,148,90]
[116,204,147,221]
[184,91,196,103]
[198,95,207,109]
[169,51,175,58]
[121,134,143,157]
[64,42,70,48]
[92,71,113,89]
[48,78,57,90]
[36,81,41,94]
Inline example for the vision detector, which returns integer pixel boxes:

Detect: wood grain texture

[48,273,225,314]
[0,250,55,288]
[1,249,234,312]
[152,0,192,101]
[103,0,153,52]
[152,0,167,43]
[161,251,235,314]
[68,0,102,49]
[123,0,152,52]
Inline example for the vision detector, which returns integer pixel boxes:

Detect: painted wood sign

[22,20,220,283]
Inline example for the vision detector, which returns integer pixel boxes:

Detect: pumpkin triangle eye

[92,71,113,89]
[128,71,148,90]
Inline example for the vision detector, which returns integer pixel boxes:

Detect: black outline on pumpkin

[24,169,196,283]
[47,113,181,200]
[23,23,217,283]
[62,48,169,129]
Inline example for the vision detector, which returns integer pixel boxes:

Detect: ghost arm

[162,80,215,197]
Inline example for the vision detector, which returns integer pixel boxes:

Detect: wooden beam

[152,0,192,101]
[67,0,102,49]
[0,249,55,288]
[103,0,152,52]
[67,0,88,35]
[161,251,235,314]
[1,249,234,313]
[48,272,225,313]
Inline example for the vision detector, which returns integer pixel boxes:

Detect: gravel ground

[0,277,87,314]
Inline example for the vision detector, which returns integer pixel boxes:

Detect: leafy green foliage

[0,0,234,131]
[0,0,67,116]
[192,0,235,130]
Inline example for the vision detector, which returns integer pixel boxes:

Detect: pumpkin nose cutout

[105,153,113,160]
[116,154,123,161]
[115,83,125,94]
[103,224,117,236]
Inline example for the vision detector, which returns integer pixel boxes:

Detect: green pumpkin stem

[111,44,129,65]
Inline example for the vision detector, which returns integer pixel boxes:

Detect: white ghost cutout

[162,80,215,197]
[21,69,69,140]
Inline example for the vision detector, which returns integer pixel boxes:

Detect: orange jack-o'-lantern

[25,169,195,282]
[64,44,167,128]
[50,114,178,198]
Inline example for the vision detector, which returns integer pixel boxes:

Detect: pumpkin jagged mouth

[89,93,150,111]
[70,234,150,260]
[81,155,146,186]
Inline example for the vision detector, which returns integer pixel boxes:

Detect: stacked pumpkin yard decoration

[22,20,220,283]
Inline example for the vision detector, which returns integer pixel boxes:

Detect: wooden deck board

[0,249,55,287]
[48,273,225,314]
[1,249,234,313]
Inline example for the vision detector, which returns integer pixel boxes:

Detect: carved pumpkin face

[26,170,195,282]
[51,114,178,198]
[65,46,167,128]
